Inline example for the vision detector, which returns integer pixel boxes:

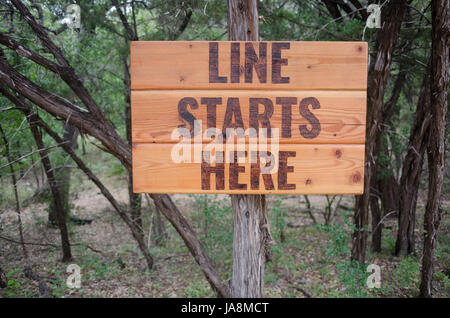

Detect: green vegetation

[0,0,448,298]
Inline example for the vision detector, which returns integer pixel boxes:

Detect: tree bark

[371,68,407,253]
[0,83,229,295]
[321,0,342,20]
[152,207,167,247]
[396,65,431,256]
[0,86,155,271]
[1,0,227,297]
[370,195,382,252]
[420,0,449,298]
[0,123,28,258]
[23,106,72,262]
[0,55,131,168]
[379,175,399,219]
[34,116,154,270]
[123,58,143,238]
[227,0,273,298]
[351,0,407,263]
[48,122,78,225]
[230,195,269,297]
[0,48,228,297]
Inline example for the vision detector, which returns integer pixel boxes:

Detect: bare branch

[10,0,111,120]
[0,32,61,74]
[0,235,105,255]
[111,0,138,41]
[0,142,65,170]
[0,59,132,168]
[173,9,193,40]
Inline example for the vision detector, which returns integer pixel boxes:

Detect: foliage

[0,0,447,299]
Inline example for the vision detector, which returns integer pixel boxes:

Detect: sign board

[131,41,368,194]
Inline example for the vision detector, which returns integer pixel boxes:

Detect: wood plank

[130,41,368,90]
[131,90,366,144]
[132,143,365,194]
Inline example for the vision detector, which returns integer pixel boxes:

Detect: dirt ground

[0,168,448,298]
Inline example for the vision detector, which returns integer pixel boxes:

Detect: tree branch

[112,0,138,41]
[10,0,110,120]
[0,57,132,169]
[0,32,61,74]
[0,85,154,270]
[173,9,193,40]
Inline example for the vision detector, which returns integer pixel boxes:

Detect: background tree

[227,0,274,298]
[0,0,447,298]
[351,0,407,263]
[420,0,448,298]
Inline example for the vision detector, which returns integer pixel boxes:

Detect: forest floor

[0,146,448,298]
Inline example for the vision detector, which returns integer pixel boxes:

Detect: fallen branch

[290,283,313,298]
[158,253,190,261]
[283,266,313,298]
[0,87,154,270]
[286,222,309,229]
[0,235,104,255]
[0,142,67,170]
[371,210,397,234]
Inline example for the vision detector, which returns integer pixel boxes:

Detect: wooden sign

[131,41,368,194]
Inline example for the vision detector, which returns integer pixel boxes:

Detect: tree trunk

[230,195,270,297]
[351,0,407,263]
[123,58,143,238]
[25,109,72,262]
[0,86,155,271]
[396,65,431,256]
[370,195,382,252]
[227,0,273,298]
[114,0,144,235]
[35,114,153,269]
[371,65,407,252]
[152,207,167,246]
[0,123,27,258]
[0,38,226,296]
[379,175,399,218]
[420,0,449,298]
[48,122,78,225]
[370,132,382,253]
[30,153,40,190]
[127,173,143,235]
[1,0,227,297]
